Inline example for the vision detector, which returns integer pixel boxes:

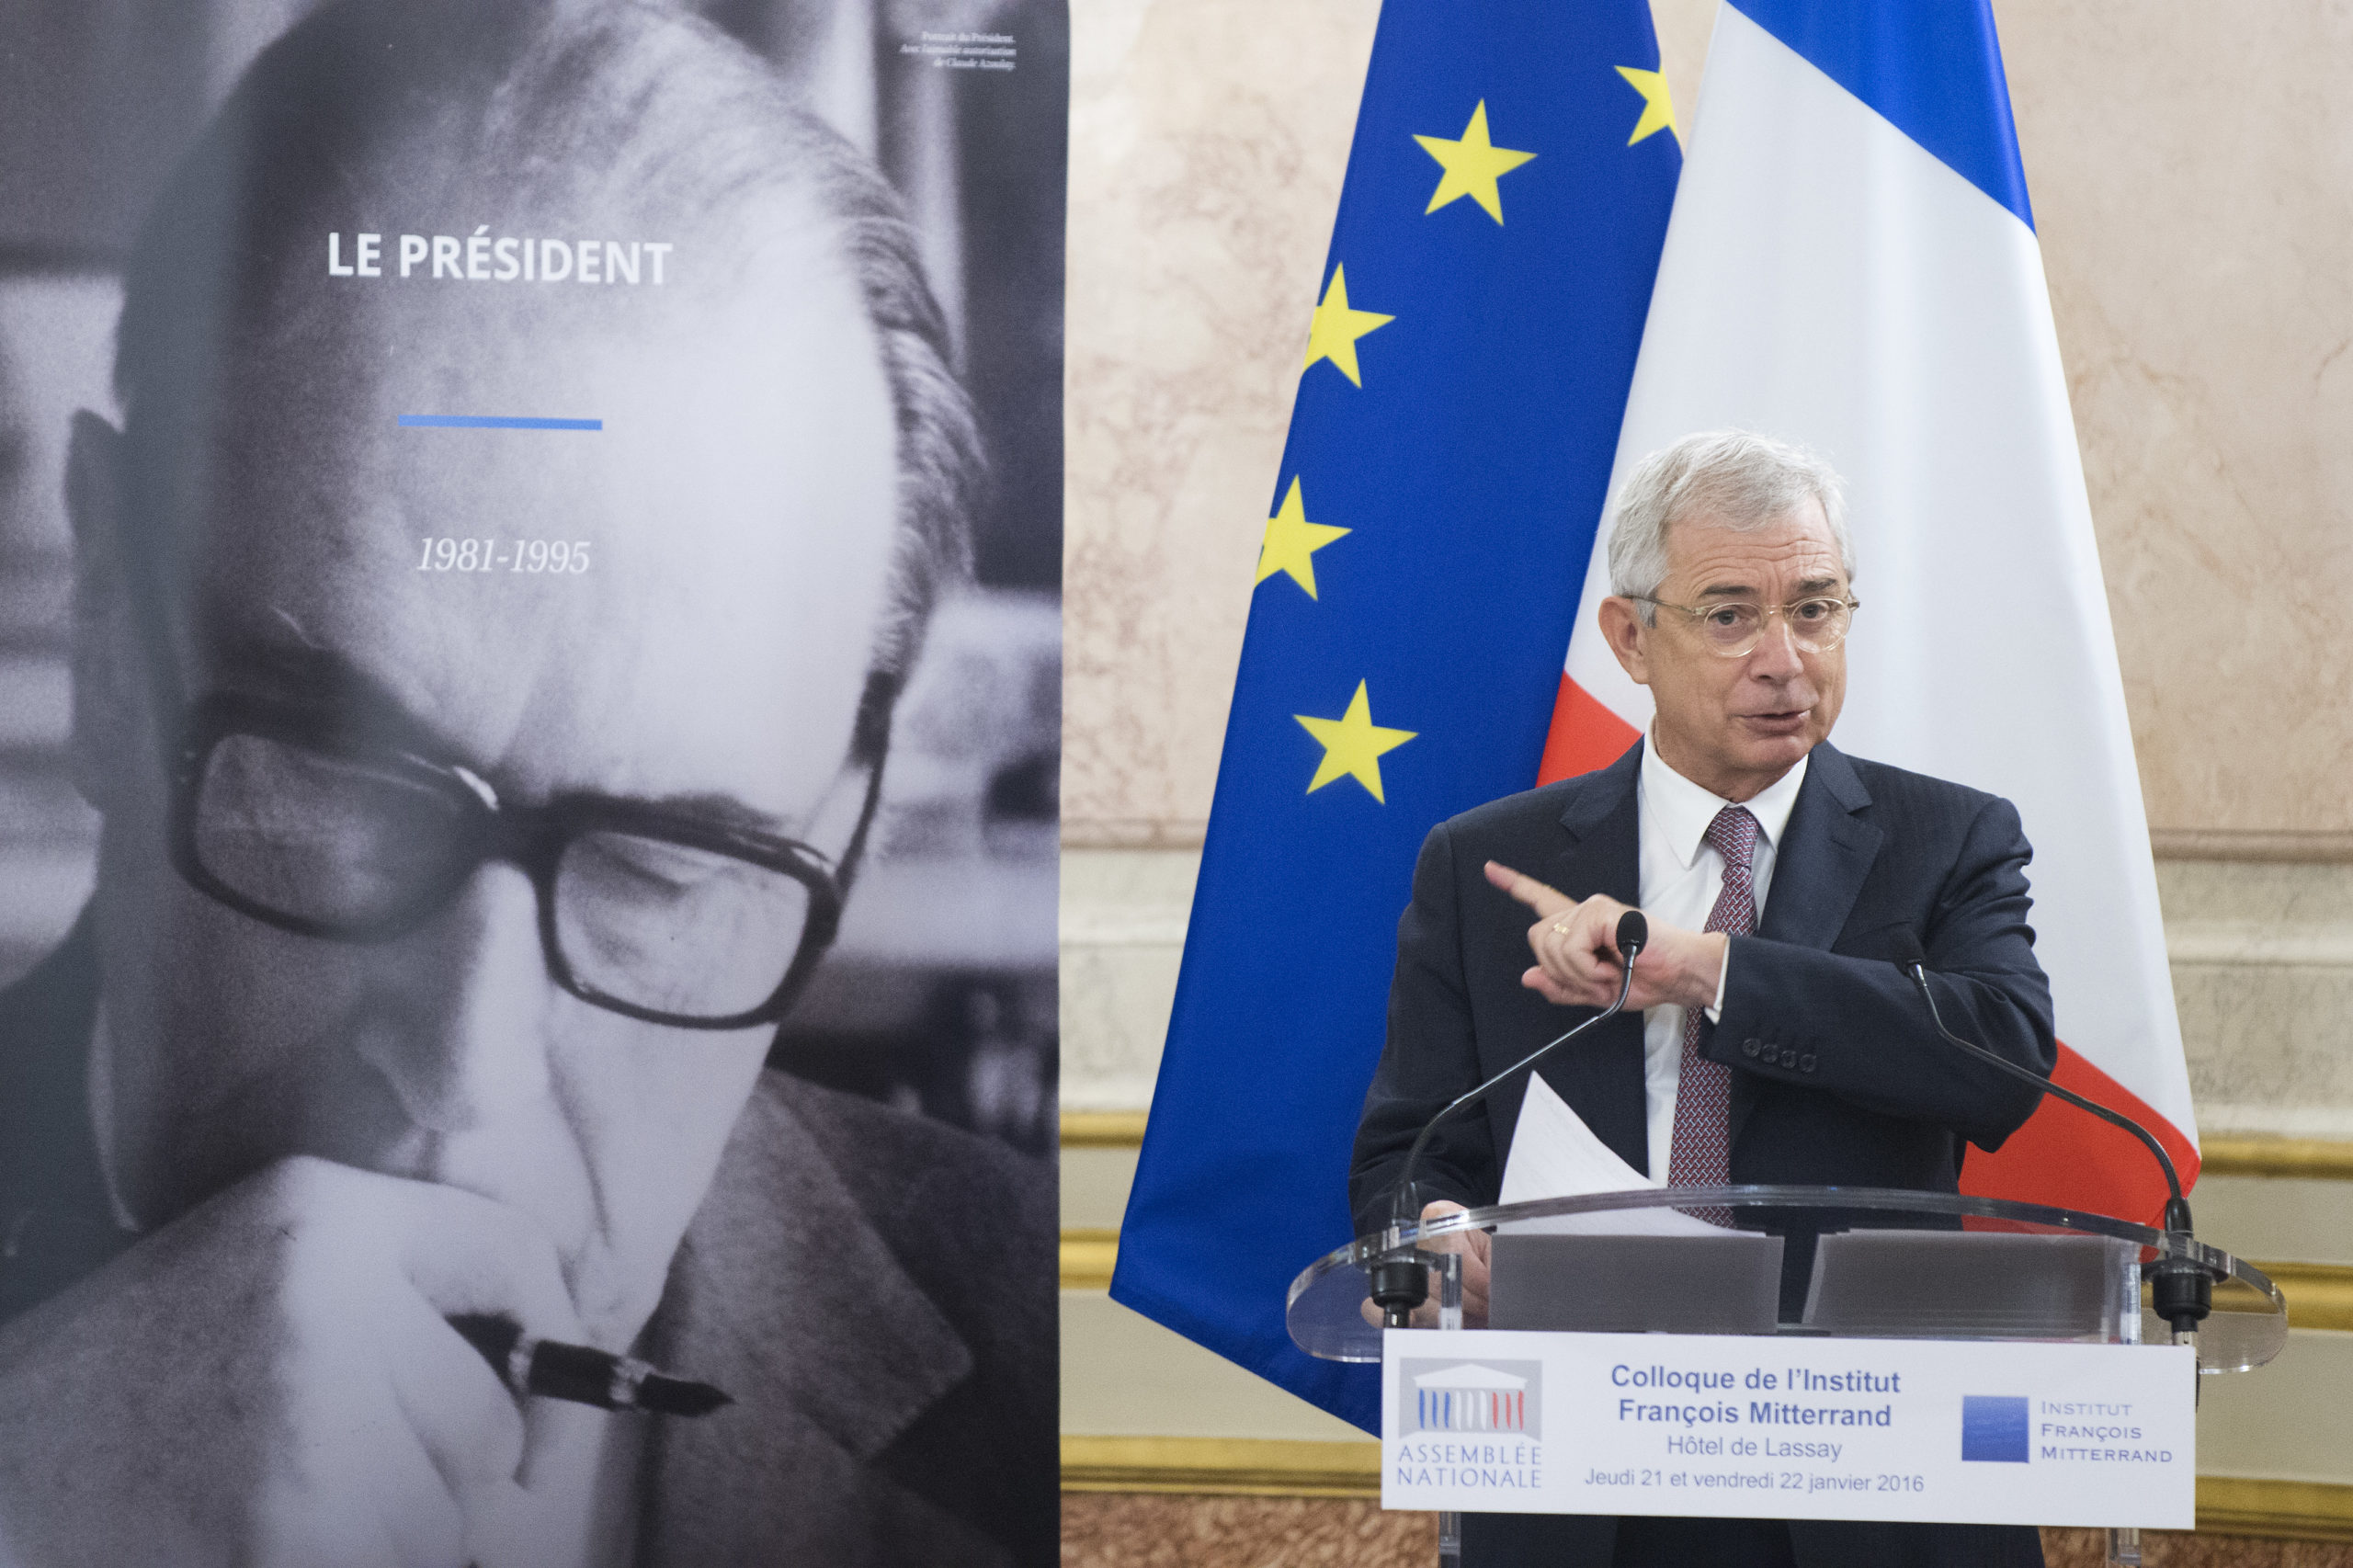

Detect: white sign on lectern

[1382,1330,2197,1529]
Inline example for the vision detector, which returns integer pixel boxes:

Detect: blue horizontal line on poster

[398,415,603,431]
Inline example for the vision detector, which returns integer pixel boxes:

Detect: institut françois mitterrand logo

[1962,1396,2173,1465]
[1961,1395,2031,1462]
[1399,1360,1542,1439]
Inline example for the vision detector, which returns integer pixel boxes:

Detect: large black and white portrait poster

[0,1,1063,1562]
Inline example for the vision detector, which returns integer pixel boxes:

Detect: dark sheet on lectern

[1804,1231,2138,1340]
[1490,1232,1788,1335]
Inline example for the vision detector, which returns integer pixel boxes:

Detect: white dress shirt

[1635,737,1808,1183]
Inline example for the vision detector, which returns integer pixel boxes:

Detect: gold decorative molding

[1059,1124,2353,1175]
[1068,824,2353,858]
[2255,1261,2353,1335]
[2197,1477,2353,1542]
[1062,819,1211,850]
[1061,1222,2349,1328]
[1056,1120,2353,1316]
[1062,1436,1381,1497]
[2201,1137,2353,1182]
[1063,1228,1119,1290]
[1063,1108,1150,1147]
[1062,1440,2353,1539]
[2151,829,2353,863]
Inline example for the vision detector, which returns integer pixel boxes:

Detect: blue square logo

[1961,1396,2030,1463]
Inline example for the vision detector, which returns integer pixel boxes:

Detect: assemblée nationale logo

[1399,1359,1542,1440]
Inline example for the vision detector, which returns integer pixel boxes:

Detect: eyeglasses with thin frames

[1628,593,1860,657]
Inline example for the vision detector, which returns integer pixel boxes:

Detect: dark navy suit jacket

[1347,740,2057,1568]
[1351,738,2056,1231]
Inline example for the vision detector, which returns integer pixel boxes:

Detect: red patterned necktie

[1667,804,1759,1223]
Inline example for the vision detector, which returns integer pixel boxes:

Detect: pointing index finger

[1484,860,1574,918]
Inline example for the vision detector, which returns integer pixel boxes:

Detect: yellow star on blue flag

[1295,681,1415,801]
[1256,478,1350,598]
[1415,100,1536,222]
[1302,264,1392,387]
[1113,0,1682,1436]
[1616,64,1677,146]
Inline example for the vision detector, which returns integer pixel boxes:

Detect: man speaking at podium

[1351,431,2057,1568]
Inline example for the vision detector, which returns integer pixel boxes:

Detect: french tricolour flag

[1538,0,2198,1222]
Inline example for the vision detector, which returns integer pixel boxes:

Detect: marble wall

[1063,0,1378,844]
[1065,0,2353,847]
[1993,1,2353,846]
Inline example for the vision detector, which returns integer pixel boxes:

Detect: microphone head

[1614,909,1648,957]
[1888,928,1927,970]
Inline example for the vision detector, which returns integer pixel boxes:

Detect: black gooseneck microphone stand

[1370,911,1649,1329]
[1886,932,2211,1337]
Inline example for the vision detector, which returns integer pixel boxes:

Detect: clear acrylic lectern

[1288,1187,2286,1568]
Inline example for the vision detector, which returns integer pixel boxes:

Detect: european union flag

[1109,0,1682,1430]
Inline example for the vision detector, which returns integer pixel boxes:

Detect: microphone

[1370,909,1649,1328]
[1887,931,2210,1336]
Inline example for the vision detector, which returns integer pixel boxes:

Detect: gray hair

[1607,430,1853,620]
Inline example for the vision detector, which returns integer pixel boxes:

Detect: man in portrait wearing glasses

[1352,431,2055,1568]
[0,3,1051,1566]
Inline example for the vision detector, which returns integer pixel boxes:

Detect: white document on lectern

[1497,1075,1718,1236]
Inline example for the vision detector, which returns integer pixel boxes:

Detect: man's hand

[0,1157,583,1568]
[1413,1200,1491,1327]
[1483,861,1728,1013]
[1357,1200,1492,1330]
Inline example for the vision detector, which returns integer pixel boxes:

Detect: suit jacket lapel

[1532,743,1649,1175]
[1549,743,1643,909]
[639,1078,1004,1568]
[1755,743,1879,950]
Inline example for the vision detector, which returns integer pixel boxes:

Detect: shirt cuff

[1703,937,1730,1023]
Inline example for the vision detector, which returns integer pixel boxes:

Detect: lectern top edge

[1286,1185,2285,1375]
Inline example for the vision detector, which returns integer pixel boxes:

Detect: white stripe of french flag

[1540,2,2196,1223]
